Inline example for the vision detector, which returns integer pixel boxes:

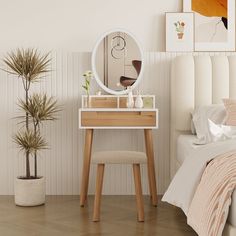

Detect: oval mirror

[92,29,144,95]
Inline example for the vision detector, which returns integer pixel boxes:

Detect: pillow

[192,104,226,144]
[190,119,196,134]
[223,99,236,126]
[190,112,196,135]
[208,119,226,142]
[208,120,236,141]
[222,124,236,138]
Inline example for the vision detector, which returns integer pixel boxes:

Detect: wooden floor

[0,196,197,236]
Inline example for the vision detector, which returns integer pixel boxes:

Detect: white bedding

[177,135,199,164]
[167,135,236,227]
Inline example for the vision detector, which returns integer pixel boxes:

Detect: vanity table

[79,95,158,206]
[79,29,159,208]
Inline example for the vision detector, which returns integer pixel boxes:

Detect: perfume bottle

[126,87,134,108]
[135,91,143,108]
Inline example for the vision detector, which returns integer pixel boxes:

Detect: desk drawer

[81,111,157,127]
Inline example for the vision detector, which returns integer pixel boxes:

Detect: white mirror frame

[91,28,145,95]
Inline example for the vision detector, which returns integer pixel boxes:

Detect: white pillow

[208,119,226,142]
[192,104,226,144]
[190,112,196,134]
[222,125,236,138]
[208,120,236,141]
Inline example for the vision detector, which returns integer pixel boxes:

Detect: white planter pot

[15,177,46,206]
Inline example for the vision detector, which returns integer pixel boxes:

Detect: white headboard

[170,55,236,178]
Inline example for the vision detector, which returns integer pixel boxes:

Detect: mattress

[176,135,199,164]
[176,135,236,227]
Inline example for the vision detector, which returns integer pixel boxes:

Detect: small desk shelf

[81,95,155,109]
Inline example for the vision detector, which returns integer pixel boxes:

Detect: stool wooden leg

[93,164,105,222]
[133,164,144,222]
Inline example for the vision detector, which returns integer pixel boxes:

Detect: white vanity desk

[79,95,158,206]
[79,28,159,208]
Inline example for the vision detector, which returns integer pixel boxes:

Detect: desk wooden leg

[80,129,94,207]
[144,129,158,206]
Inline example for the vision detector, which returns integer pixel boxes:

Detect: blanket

[188,151,236,236]
[162,139,236,236]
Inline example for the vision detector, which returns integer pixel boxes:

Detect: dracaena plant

[3,48,60,179]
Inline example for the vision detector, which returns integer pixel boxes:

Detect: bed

[168,55,236,236]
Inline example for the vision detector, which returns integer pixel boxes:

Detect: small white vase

[126,89,134,108]
[135,95,143,108]
[84,95,91,108]
[15,177,46,206]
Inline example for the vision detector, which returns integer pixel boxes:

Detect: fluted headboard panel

[171,55,236,177]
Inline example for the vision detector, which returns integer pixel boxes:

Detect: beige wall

[0,0,182,52]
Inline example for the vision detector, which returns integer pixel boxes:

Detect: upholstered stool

[92,151,147,222]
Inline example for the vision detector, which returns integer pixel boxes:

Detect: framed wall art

[184,0,235,51]
[166,12,194,52]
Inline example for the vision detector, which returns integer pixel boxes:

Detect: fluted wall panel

[1,51,234,195]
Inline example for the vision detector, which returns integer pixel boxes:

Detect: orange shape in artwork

[192,0,227,18]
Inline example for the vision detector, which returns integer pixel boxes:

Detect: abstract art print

[166,12,194,52]
[184,0,235,51]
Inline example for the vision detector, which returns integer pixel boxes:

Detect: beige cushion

[223,99,236,126]
[92,151,147,164]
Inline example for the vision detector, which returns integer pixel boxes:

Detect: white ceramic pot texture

[15,177,46,206]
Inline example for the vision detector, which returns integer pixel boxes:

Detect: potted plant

[3,48,59,206]
[174,21,185,39]
[82,70,93,107]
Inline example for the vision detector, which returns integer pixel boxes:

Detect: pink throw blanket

[187,151,236,236]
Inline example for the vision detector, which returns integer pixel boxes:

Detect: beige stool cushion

[92,151,147,164]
